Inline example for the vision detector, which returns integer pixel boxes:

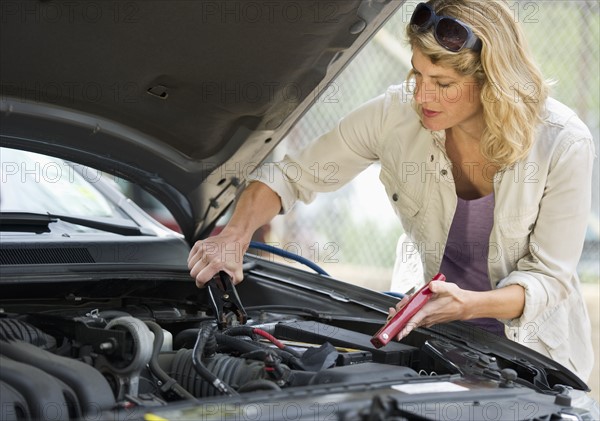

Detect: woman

[188,0,594,382]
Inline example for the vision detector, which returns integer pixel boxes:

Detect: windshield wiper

[0,212,150,236]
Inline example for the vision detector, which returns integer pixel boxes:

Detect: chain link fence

[266,0,600,290]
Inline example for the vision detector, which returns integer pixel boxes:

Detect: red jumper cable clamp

[370,273,446,348]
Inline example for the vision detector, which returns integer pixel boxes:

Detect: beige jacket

[251,84,595,382]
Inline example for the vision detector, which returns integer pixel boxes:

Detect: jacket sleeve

[497,129,596,327]
[248,93,390,213]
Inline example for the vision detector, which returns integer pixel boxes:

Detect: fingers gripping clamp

[207,272,247,329]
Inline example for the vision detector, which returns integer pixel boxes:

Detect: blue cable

[383,291,406,299]
[249,242,407,297]
[248,241,329,276]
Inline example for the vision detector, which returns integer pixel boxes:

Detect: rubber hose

[143,321,196,401]
[237,379,282,393]
[177,329,304,370]
[216,333,304,369]
[0,318,56,350]
[222,326,255,337]
[168,350,267,397]
[192,322,239,397]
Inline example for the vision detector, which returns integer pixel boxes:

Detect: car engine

[0,266,595,421]
[0,300,422,420]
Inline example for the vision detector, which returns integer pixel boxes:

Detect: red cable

[252,328,286,350]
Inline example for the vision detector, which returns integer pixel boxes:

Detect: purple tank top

[439,193,505,337]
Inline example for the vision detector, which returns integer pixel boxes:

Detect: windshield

[1,147,125,219]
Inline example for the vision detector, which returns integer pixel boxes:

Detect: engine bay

[0,297,425,420]
[0,261,593,421]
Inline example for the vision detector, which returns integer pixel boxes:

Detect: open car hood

[0,0,402,243]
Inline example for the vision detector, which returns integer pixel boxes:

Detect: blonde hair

[406,0,549,168]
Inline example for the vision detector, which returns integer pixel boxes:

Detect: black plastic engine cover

[274,321,418,365]
[0,355,76,421]
[0,340,116,414]
[309,362,418,385]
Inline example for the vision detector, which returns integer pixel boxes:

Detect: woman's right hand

[187,181,283,288]
[187,228,249,287]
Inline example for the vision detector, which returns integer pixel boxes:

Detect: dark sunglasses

[410,2,482,52]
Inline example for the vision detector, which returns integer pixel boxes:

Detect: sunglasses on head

[410,2,482,53]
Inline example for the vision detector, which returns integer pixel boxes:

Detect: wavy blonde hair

[406,0,549,168]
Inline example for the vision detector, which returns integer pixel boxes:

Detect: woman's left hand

[388,281,473,340]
